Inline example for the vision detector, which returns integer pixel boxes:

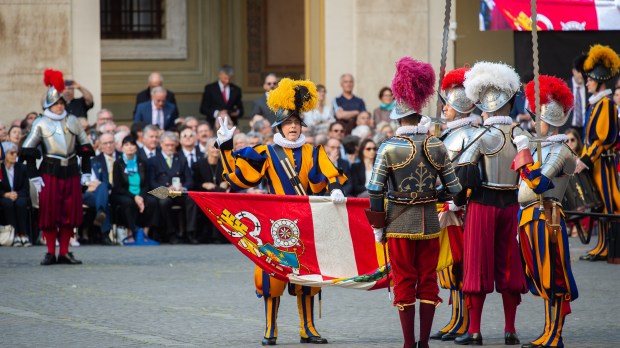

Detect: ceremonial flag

[189,192,389,290]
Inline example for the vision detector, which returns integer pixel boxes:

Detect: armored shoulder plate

[382,136,416,170]
[424,136,449,169]
[479,124,508,156]
[442,126,473,161]
[65,115,83,136]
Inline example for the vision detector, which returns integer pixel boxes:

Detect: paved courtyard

[1,240,619,347]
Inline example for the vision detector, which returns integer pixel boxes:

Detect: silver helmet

[440,86,476,114]
[43,85,64,109]
[389,100,417,120]
[536,99,572,127]
[477,85,515,113]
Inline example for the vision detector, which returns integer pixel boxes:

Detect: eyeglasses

[181,133,195,138]
[567,138,577,143]
[365,147,377,151]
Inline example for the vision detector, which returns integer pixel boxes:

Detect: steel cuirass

[518,143,576,206]
[22,115,88,159]
[442,123,477,161]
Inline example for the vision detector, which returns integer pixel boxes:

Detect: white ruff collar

[589,89,612,104]
[274,133,306,149]
[542,134,568,147]
[447,115,478,130]
[43,109,67,120]
[484,115,513,126]
[395,125,429,136]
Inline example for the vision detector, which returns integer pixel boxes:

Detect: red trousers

[388,237,441,306]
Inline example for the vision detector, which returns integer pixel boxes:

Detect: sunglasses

[567,138,576,143]
[365,147,377,151]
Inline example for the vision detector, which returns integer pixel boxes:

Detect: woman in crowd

[372,86,395,126]
[21,111,38,134]
[0,142,31,246]
[350,138,377,197]
[8,125,22,145]
[565,128,583,155]
[303,84,334,136]
[110,136,155,243]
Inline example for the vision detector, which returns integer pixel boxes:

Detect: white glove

[216,117,236,145]
[330,189,346,204]
[448,201,462,211]
[512,135,530,152]
[373,228,384,243]
[81,173,92,186]
[30,177,45,193]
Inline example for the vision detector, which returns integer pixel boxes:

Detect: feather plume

[267,78,317,113]
[583,44,620,76]
[391,57,435,112]
[43,69,65,93]
[463,62,520,102]
[525,75,573,113]
[441,67,469,91]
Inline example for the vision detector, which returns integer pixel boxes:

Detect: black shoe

[521,343,540,348]
[505,332,520,345]
[591,254,607,261]
[579,253,594,260]
[300,336,328,344]
[430,331,447,340]
[101,233,114,246]
[93,211,106,227]
[442,332,460,341]
[40,253,56,266]
[454,332,483,345]
[261,337,277,346]
[57,252,83,265]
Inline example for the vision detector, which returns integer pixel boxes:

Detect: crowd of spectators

[3,67,619,247]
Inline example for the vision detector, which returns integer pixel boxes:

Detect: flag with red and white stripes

[189,192,389,290]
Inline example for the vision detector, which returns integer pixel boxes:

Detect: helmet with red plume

[43,69,66,109]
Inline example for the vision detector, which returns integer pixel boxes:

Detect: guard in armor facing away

[453,62,528,346]
[574,44,620,262]
[365,57,462,348]
[20,70,95,265]
[430,67,478,342]
[512,75,579,348]
[217,78,347,346]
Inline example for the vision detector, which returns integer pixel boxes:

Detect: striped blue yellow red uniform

[221,140,346,340]
[581,95,620,258]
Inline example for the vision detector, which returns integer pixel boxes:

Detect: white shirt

[151,101,164,128]
[182,148,197,166]
[213,81,231,118]
[143,148,157,159]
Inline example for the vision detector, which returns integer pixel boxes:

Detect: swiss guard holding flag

[21,69,95,266]
[216,78,347,346]
[512,75,579,348]
[365,57,462,348]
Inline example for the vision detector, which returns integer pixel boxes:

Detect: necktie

[191,153,195,164]
[148,151,154,158]
[573,86,583,127]
[222,87,228,104]
[158,109,164,129]
[108,156,114,185]
[166,155,172,168]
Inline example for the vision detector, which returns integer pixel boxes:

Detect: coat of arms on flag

[188,192,390,290]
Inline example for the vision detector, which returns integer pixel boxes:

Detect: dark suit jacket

[251,93,276,124]
[133,101,178,131]
[192,158,227,192]
[134,88,178,117]
[137,147,160,164]
[92,151,122,185]
[334,158,353,196]
[350,161,368,197]
[147,152,194,191]
[199,81,244,126]
[111,157,148,199]
[0,163,29,198]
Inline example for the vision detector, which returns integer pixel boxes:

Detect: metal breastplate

[22,116,77,158]
[480,124,519,189]
[518,143,576,206]
[442,125,475,161]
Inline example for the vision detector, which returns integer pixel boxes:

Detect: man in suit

[146,131,193,244]
[83,133,120,245]
[199,65,244,127]
[251,73,278,123]
[179,127,204,172]
[324,137,353,196]
[134,86,178,131]
[137,124,160,163]
[562,56,589,135]
[134,72,178,116]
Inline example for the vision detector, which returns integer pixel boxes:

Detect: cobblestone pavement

[0,239,618,348]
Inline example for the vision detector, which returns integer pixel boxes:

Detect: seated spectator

[179,127,203,171]
[324,137,353,196]
[184,116,199,132]
[146,131,194,244]
[138,124,161,162]
[114,129,130,152]
[303,84,334,136]
[327,121,347,162]
[233,133,248,151]
[8,125,22,145]
[565,128,583,156]
[246,132,262,146]
[0,142,31,246]
[21,112,38,134]
[98,121,116,135]
[196,122,212,153]
[350,139,377,197]
[351,124,372,141]
[372,87,395,126]
[191,137,230,243]
[0,121,7,142]
[342,135,360,164]
[96,109,114,127]
[130,121,149,148]
[111,136,156,243]
[356,111,372,127]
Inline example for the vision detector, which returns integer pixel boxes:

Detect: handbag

[0,225,15,247]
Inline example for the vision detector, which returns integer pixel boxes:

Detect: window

[101,0,165,39]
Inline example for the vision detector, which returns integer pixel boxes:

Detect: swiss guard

[21,69,95,266]
[216,78,347,345]
[365,56,462,348]
[574,44,620,262]
[512,75,579,348]
[430,67,477,342]
[454,62,528,345]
